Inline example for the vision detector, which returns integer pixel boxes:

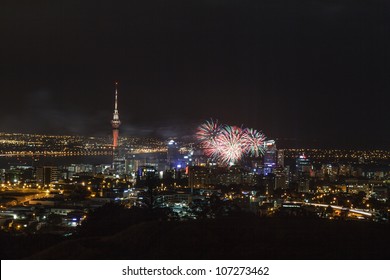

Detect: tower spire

[112,81,120,123]
[114,81,118,111]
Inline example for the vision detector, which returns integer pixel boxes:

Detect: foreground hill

[30,217,390,259]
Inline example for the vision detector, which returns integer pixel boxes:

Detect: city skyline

[3,0,390,271]
[1,1,389,149]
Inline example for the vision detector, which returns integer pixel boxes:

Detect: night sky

[1,0,389,148]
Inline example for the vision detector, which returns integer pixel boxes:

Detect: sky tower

[111,82,121,150]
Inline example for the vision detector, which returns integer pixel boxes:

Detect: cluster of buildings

[1,83,390,235]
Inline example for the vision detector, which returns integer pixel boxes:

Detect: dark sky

[1,0,389,148]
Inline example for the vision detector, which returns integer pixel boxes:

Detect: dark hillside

[29,217,390,259]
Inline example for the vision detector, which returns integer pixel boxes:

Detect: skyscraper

[167,139,180,168]
[295,154,312,178]
[263,140,277,175]
[277,149,284,168]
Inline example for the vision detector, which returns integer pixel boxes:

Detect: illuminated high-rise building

[111,82,125,175]
[263,140,277,175]
[167,139,180,168]
[277,149,284,168]
[111,82,121,150]
[295,154,312,178]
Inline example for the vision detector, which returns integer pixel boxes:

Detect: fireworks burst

[243,128,266,157]
[215,125,246,164]
[196,119,222,158]
[196,119,266,165]
[196,119,221,143]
